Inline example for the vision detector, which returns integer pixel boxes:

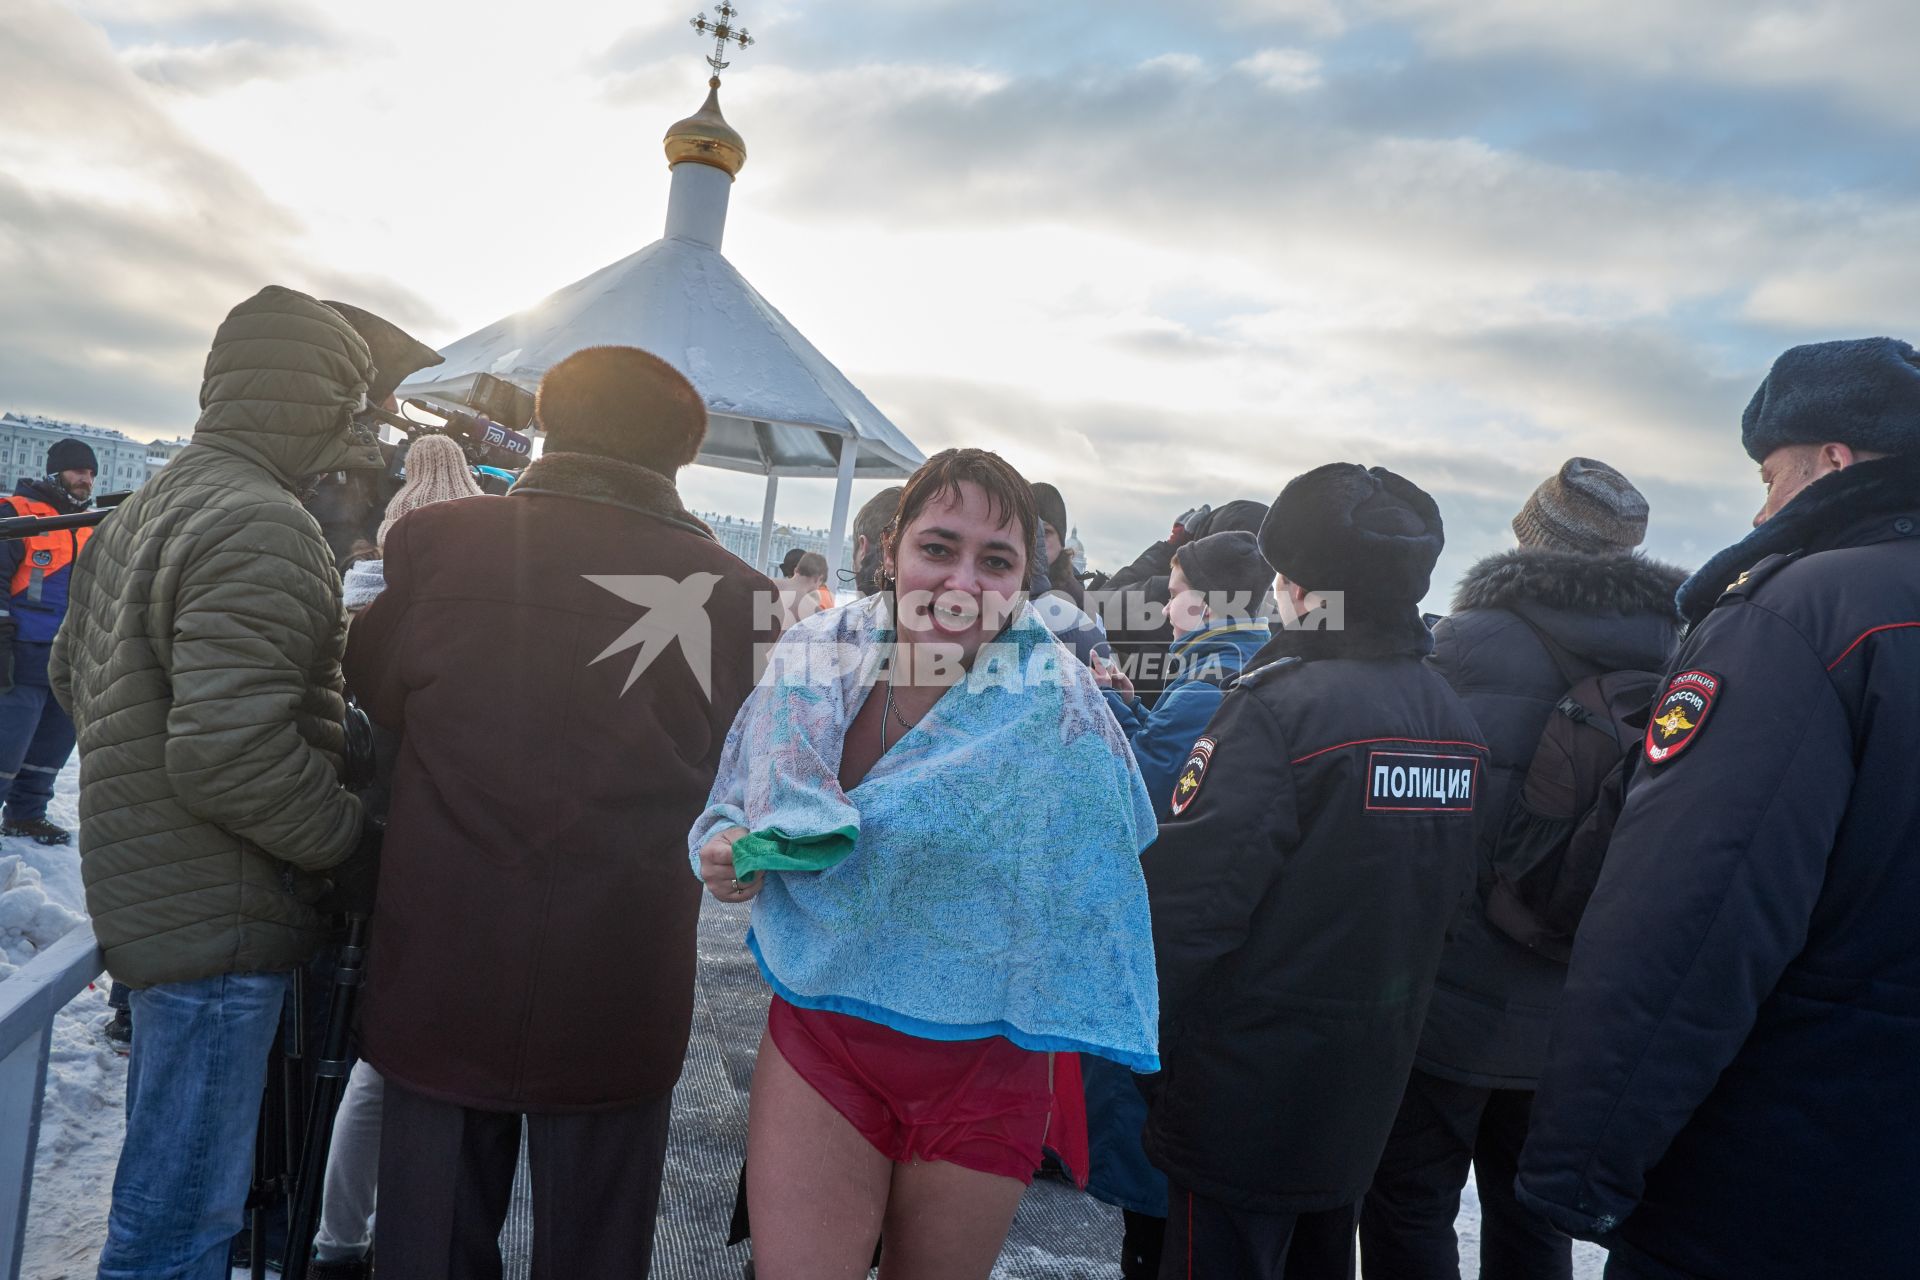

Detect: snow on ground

[10,758,1608,1278]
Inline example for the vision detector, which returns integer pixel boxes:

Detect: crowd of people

[28,283,1919,1280]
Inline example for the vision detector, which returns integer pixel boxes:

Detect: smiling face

[887,479,1030,664]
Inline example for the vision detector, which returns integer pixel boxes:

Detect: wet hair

[883,449,1037,584]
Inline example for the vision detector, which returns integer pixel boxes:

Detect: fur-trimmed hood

[508,450,712,540]
[1453,548,1686,620]
[1677,451,1920,624]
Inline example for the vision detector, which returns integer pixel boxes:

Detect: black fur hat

[535,346,708,474]
[1742,337,1920,462]
[1259,463,1443,604]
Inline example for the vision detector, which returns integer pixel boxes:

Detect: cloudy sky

[4,0,1915,595]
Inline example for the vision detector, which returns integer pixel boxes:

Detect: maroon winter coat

[344,452,775,1111]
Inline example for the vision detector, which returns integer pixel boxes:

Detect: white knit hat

[378,434,484,547]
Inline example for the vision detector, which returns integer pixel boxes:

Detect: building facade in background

[0,413,182,494]
[696,511,853,581]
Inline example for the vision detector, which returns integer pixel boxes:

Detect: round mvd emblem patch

[1169,736,1216,816]
[31,550,52,566]
[1645,669,1722,764]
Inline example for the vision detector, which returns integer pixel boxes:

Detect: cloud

[0,0,435,436]
[1365,0,1920,125]
[1235,47,1322,93]
[123,38,344,94]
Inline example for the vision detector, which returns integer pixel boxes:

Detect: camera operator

[303,300,445,571]
[0,438,95,846]
[51,286,378,1280]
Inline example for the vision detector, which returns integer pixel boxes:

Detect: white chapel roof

[398,235,922,480]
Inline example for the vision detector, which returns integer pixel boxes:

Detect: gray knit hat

[1512,458,1648,554]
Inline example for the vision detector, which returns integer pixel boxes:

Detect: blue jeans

[98,971,291,1280]
[0,641,76,821]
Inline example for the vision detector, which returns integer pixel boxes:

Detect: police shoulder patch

[1645,669,1723,764]
[31,550,52,566]
[1168,735,1216,817]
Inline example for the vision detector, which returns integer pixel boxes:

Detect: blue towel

[691,594,1161,1070]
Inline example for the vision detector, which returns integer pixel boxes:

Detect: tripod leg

[250,1023,283,1280]
[284,915,373,1280]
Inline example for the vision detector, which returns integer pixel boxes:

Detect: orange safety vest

[3,494,90,602]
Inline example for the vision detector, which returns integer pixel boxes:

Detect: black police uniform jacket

[1518,451,1920,1280]
[1142,606,1489,1214]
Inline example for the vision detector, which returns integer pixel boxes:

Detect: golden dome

[664,77,746,176]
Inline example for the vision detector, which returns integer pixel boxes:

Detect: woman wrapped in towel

[692,448,1160,1280]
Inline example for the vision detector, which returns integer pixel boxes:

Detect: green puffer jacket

[51,286,377,987]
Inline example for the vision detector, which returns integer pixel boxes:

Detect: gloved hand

[316,818,385,916]
[1168,504,1212,548]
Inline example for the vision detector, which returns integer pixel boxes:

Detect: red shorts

[767,996,1054,1184]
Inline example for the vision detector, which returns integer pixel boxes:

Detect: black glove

[0,623,14,697]
[343,702,378,791]
[316,818,385,916]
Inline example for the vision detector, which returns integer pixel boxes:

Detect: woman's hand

[699,826,763,904]
[1093,654,1135,700]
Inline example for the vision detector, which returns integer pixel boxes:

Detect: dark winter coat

[1085,617,1269,1218]
[1105,620,1270,820]
[1419,549,1683,1088]
[344,451,776,1112]
[1518,451,1920,1280]
[1142,608,1488,1213]
[52,286,375,988]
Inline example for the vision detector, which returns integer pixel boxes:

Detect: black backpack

[1483,619,1660,963]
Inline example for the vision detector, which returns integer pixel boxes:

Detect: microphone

[402,398,533,471]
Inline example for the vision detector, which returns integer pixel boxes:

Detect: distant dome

[663,77,746,176]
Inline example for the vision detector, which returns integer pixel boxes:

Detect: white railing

[0,925,104,1280]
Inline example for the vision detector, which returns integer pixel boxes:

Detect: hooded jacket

[1419,549,1684,1087]
[1518,452,1920,1279]
[51,286,372,986]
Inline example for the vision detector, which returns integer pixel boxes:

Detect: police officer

[1517,338,1920,1280]
[0,438,95,844]
[1142,464,1488,1279]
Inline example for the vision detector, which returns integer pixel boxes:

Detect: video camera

[360,372,537,493]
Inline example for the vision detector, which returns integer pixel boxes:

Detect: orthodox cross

[690,3,755,74]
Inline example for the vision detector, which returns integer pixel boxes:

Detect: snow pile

[0,854,85,977]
